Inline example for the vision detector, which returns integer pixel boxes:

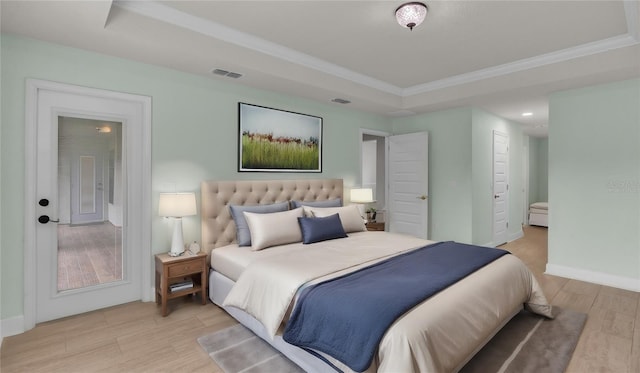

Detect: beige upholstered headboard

[201,179,344,259]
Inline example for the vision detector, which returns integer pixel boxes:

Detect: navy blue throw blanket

[283,241,509,372]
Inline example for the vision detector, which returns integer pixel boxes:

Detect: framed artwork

[238,102,323,172]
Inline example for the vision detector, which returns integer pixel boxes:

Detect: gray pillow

[229,201,290,246]
[290,198,342,209]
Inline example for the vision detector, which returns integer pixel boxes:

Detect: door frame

[24,79,152,330]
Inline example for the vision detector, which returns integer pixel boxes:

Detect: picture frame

[238,102,323,172]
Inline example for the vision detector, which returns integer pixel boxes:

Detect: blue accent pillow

[297,213,348,244]
[290,198,342,209]
[229,201,290,246]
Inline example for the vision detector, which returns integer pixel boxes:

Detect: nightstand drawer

[366,222,385,231]
[168,261,202,277]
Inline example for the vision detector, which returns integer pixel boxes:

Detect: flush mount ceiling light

[395,2,428,30]
[96,126,111,133]
[522,112,533,117]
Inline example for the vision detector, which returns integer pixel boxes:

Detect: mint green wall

[391,108,525,246]
[549,79,640,280]
[471,109,524,245]
[0,34,390,320]
[528,137,549,204]
[392,108,473,243]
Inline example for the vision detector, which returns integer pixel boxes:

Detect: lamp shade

[350,188,375,203]
[158,193,197,217]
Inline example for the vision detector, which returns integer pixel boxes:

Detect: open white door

[388,132,428,239]
[492,130,509,246]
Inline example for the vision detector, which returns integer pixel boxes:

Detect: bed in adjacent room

[529,201,548,227]
[201,179,552,373]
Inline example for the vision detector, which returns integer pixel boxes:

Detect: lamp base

[168,217,185,257]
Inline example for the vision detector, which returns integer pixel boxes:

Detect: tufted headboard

[201,179,344,259]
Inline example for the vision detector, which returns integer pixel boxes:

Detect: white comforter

[224,232,552,373]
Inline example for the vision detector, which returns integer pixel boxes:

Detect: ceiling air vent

[211,68,242,79]
[212,69,229,76]
[331,98,351,104]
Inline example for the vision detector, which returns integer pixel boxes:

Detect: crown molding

[403,34,639,96]
[115,0,639,99]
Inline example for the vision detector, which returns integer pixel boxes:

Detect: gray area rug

[198,307,586,373]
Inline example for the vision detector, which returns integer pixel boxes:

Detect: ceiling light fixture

[96,126,112,133]
[522,112,533,117]
[395,2,428,31]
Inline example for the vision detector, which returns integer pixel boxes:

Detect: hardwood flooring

[501,226,639,373]
[57,223,123,291]
[2,226,638,372]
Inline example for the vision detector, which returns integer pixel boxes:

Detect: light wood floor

[58,223,123,291]
[2,226,638,372]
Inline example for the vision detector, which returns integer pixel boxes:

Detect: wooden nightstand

[155,252,207,316]
[366,222,385,231]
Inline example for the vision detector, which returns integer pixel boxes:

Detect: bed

[201,179,552,373]
[528,201,548,227]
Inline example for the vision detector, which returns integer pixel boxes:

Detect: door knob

[39,198,49,206]
[494,195,499,199]
[38,215,60,224]
[416,195,428,200]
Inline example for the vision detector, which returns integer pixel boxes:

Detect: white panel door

[388,132,428,239]
[70,152,105,224]
[33,88,144,323]
[493,131,509,246]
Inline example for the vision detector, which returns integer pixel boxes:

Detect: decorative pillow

[290,198,342,209]
[305,205,366,233]
[229,201,289,246]
[243,208,304,251]
[298,214,347,244]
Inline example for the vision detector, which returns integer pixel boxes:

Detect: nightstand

[366,222,385,231]
[155,252,207,316]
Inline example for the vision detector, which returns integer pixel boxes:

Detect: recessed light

[522,112,533,117]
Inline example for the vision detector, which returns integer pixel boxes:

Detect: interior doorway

[360,129,388,218]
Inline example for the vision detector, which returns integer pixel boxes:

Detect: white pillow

[305,205,366,233]
[243,207,304,251]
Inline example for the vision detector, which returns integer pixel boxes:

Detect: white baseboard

[481,228,524,248]
[1,315,25,338]
[546,263,640,292]
[508,229,524,243]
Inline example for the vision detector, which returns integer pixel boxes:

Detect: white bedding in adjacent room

[529,201,549,227]
[529,207,548,215]
[530,201,548,210]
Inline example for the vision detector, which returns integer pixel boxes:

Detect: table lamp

[350,188,375,222]
[159,192,197,257]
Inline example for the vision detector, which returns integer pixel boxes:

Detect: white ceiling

[2,1,640,137]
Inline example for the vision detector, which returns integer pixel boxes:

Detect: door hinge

[506,184,509,190]
[506,222,509,228]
